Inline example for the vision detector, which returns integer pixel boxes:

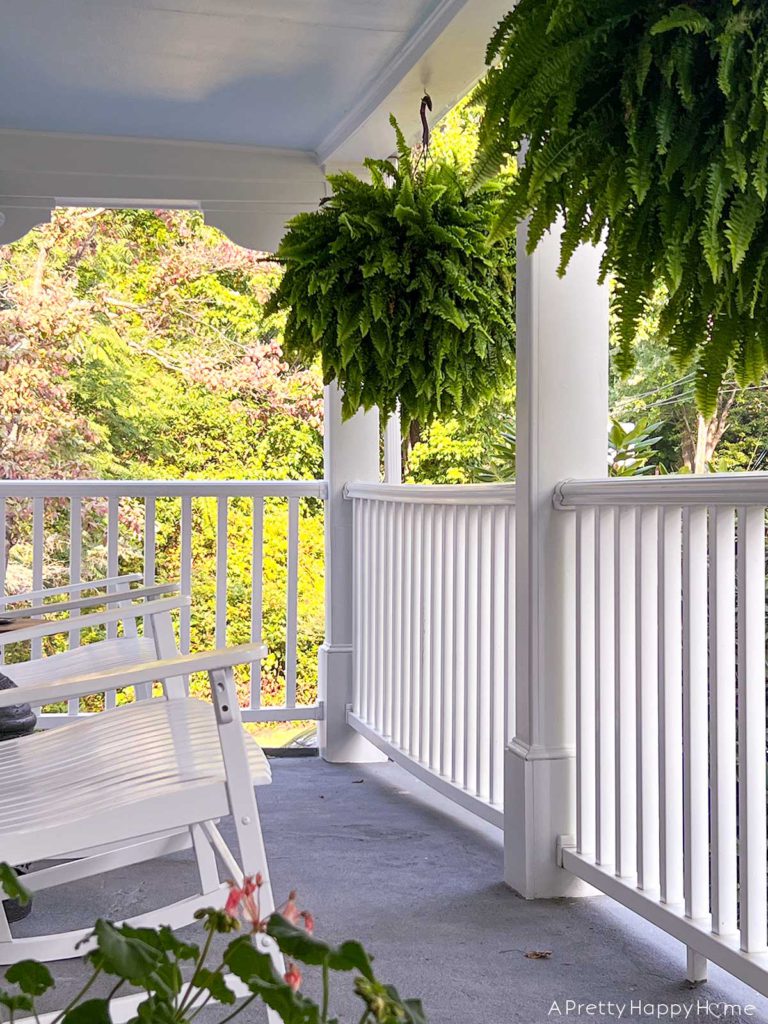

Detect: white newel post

[506,223,609,897]
[319,383,386,762]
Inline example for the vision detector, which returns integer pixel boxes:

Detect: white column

[506,223,609,897]
[318,383,386,762]
[383,410,402,484]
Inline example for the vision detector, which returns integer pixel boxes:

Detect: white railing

[0,479,327,725]
[555,474,768,992]
[345,482,516,827]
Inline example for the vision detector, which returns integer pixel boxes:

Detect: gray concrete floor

[11,757,768,1024]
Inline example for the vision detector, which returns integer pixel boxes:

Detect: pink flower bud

[284,963,302,992]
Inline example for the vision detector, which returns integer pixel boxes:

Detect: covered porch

[2,0,768,1019]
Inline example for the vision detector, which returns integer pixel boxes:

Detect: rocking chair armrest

[0,595,190,645]
[0,642,267,708]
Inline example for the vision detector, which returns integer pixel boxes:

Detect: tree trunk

[682,390,737,474]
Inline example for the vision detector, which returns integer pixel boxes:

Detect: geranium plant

[473,0,768,415]
[0,865,425,1024]
[266,116,515,426]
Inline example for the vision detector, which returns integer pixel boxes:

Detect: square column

[318,383,386,762]
[506,224,609,896]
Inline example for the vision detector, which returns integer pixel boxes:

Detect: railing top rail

[0,479,328,500]
[555,472,768,509]
[344,481,516,505]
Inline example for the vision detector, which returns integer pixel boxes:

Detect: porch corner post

[505,222,609,897]
[318,383,386,763]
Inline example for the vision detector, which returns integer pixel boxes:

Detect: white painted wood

[508,218,609,898]
[635,507,659,892]
[143,496,156,588]
[215,497,228,648]
[392,501,405,748]
[596,507,616,868]
[0,480,326,499]
[0,583,178,621]
[285,497,300,710]
[383,410,402,484]
[442,506,456,781]
[180,495,193,656]
[346,488,515,821]
[318,383,384,763]
[682,507,709,931]
[348,711,503,828]
[709,507,737,937]
[31,497,45,659]
[556,472,768,507]
[106,495,120,649]
[420,504,434,766]
[737,505,767,954]
[575,508,596,856]
[0,573,142,606]
[0,641,274,967]
[452,506,467,786]
[249,498,264,708]
[562,846,768,1000]
[345,482,516,504]
[67,498,83,665]
[658,507,684,906]
[614,506,637,879]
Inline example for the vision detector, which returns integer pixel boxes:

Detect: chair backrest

[1,596,189,701]
[6,636,157,688]
[0,574,143,609]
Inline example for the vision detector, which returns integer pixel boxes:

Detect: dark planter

[0,672,36,922]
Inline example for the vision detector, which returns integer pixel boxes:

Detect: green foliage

[474,0,768,417]
[607,416,665,475]
[0,865,30,907]
[1,210,325,716]
[475,419,516,483]
[0,868,426,1024]
[267,118,516,426]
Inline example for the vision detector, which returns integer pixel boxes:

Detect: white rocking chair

[0,600,277,973]
[0,575,181,698]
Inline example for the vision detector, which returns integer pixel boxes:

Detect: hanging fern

[473,0,768,416]
[266,117,516,425]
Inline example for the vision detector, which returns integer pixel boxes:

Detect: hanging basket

[266,116,516,426]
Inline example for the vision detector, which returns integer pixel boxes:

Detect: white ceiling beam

[0,129,327,249]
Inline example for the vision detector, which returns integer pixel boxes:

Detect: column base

[504,741,594,898]
[317,644,387,764]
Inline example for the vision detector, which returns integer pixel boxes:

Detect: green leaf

[725,188,762,270]
[192,968,237,1006]
[224,936,321,1024]
[0,864,30,906]
[0,991,34,1014]
[650,6,712,35]
[267,914,375,980]
[89,920,162,982]
[62,999,111,1024]
[5,961,54,997]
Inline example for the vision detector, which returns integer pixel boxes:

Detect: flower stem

[51,967,102,1024]
[216,993,257,1024]
[321,961,330,1023]
[175,925,215,1019]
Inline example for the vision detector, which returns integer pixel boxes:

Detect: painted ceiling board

[0,0,450,148]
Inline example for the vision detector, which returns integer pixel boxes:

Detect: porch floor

[14,758,768,1024]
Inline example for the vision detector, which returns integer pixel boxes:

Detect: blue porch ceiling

[0,0,453,149]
